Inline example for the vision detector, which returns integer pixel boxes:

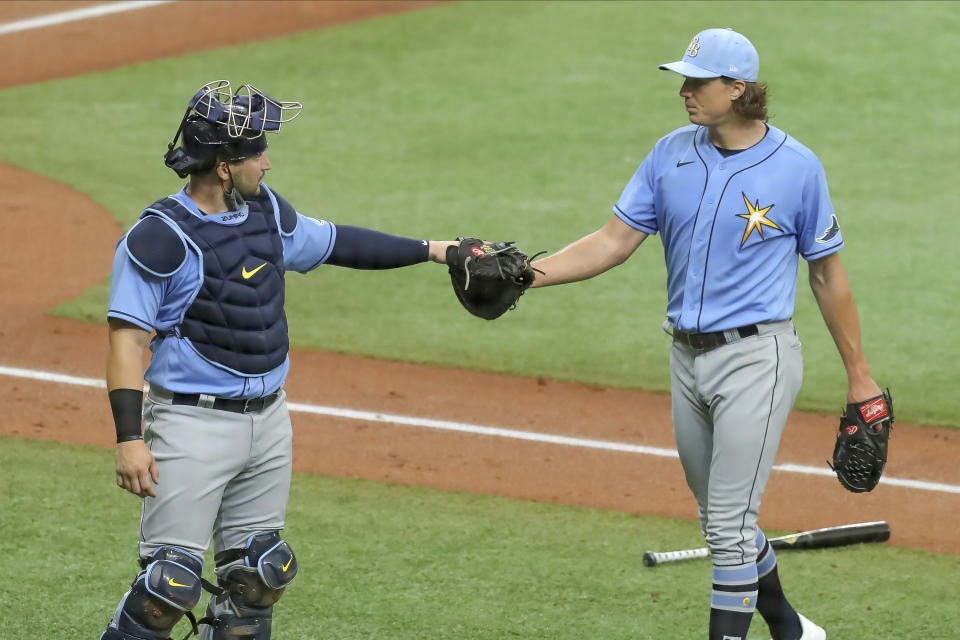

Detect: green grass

[2,436,958,639]
[1,1,957,425]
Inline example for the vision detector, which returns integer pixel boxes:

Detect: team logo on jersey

[815,214,841,243]
[686,37,701,57]
[736,192,781,248]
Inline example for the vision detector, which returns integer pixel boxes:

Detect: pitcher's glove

[828,389,894,493]
[446,237,542,320]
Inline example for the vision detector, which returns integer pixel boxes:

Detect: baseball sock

[709,563,758,640]
[755,529,803,640]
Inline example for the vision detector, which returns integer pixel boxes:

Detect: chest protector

[144,195,288,375]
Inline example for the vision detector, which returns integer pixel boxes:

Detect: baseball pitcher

[526,29,891,640]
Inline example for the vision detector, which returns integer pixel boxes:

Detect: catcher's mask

[164,80,302,178]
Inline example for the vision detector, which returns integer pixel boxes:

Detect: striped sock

[755,529,802,640]
[709,563,758,640]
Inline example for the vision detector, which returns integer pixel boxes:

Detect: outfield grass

[2,436,958,639]
[1,1,957,426]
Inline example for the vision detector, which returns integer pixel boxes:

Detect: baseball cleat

[799,612,826,639]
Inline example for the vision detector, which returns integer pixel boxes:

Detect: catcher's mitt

[829,389,894,493]
[446,237,541,320]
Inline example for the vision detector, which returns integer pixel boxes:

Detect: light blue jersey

[614,123,843,333]
[107,184,336,397]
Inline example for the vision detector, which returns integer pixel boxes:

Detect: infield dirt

[1,0,957,555]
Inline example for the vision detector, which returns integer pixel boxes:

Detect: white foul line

[0,366,108,389]
[286,401,680,458]
[2,364,959,495]
[0,1,174,36]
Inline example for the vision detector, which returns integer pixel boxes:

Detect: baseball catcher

[100,79,461,640]
[446,237,542,319]
[829,389,894,492]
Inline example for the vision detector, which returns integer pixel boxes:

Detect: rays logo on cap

[660,28,760,83]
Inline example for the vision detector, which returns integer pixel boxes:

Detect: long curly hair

[723,78,770,121]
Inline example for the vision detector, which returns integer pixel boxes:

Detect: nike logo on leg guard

[241,263,267,279]
[282,557,293,572]
[169,578,189,588]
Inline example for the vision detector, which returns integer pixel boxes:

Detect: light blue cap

[659,28,759,82]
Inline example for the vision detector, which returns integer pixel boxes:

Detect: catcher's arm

[530,215,648,288]
[807,253,881,402]
[107,319,158,498]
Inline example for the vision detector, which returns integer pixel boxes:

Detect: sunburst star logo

[736,192,780,248]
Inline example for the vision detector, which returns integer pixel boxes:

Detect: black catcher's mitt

[829,389,894,493]
[446,237,540,320]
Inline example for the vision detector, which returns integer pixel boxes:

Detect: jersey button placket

[684,174,723,329]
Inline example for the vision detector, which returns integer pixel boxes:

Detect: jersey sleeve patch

[124,215,187,277]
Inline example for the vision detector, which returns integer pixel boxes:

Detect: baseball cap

[659,28,759,82]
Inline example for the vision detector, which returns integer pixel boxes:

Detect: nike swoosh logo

[282,557,293,572]
[241,263,267,279]
[676,160,695,167]
[169,578,189,588]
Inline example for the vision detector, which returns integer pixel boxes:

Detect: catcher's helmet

[164,80,302,178]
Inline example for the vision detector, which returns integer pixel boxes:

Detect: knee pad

[200,532,297,639]
[104,546,204,640]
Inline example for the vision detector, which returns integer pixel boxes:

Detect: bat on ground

[642,520,890,568]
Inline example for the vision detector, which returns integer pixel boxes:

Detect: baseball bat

[642,520,890,568]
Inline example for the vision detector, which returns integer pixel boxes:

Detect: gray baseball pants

[138,387,293,560]
[669,319,802,566]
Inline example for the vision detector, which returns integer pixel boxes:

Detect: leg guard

[101,546,204,640]
[199,532,298,639]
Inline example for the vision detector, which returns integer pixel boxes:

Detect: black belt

[171,391,280,413]
[672,324,759,350]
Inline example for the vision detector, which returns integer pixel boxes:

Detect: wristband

[109,388,144,443]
